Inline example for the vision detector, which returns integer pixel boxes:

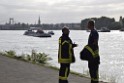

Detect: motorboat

[48,31,54,35]
[24,27,51,37]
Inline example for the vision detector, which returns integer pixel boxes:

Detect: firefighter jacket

[58,34,75,63]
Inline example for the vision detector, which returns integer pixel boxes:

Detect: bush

[26,50,51,64]
[5,50,16,58]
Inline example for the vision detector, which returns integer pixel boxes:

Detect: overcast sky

[0,0,124,24]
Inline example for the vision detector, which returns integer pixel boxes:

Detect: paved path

[0,55,107,83]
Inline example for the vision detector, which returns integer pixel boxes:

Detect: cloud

[0,0,124,24]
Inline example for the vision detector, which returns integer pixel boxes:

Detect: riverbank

[0,55,109,83]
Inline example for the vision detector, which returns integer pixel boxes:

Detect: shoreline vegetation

[0,50,52,64]
[0,50,106,83]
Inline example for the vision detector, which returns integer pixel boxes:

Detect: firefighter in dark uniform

[87,20,100,83]
[58,27,77,83]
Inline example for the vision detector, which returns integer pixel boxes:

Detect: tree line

[81,16,124,30]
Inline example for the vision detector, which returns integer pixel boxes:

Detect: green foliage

[0,50,52,64]
[36,53,49,64]
[26,54,31,61]
[0,51,6,56]
[26,50,52,64]
[5,50,16,58]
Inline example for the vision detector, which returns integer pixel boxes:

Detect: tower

[119,16,123,28]
[9,18,14,25]
[38,16,41,26]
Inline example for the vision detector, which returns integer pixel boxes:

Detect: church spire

[38,16,41,26]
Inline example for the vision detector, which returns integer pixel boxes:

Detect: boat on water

[98,27,110,32]
[48,31,54,35]
[86,27,110,32]
[24,27,51,37]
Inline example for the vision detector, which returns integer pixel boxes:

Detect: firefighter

[87,20,100,83]
[58,27,77,83]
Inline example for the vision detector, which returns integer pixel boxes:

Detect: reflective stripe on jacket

[84,45,99,58]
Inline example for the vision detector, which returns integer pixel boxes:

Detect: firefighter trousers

[59,63,70,83]
[89,63,99,83]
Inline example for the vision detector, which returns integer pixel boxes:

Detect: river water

[0,30,124,83]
